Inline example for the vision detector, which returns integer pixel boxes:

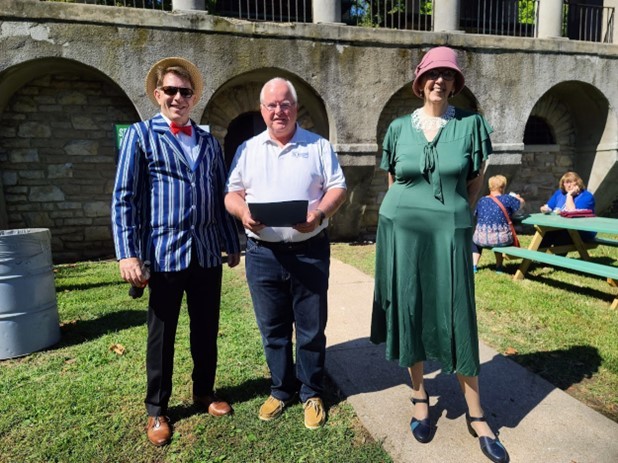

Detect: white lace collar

[411,105,455,131]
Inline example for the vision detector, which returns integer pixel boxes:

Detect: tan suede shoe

[146,416,172,446]
[259,395,290,421]
[303,397,326,429]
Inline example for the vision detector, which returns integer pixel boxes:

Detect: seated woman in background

[472,175,524,273]
[540,171,594,214]
[539,171,596,246]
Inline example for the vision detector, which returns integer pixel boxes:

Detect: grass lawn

[331,234,618,422]
[2,232,616,462]
[0,261,391,463]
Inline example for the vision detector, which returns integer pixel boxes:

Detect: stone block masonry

[0,73,139,262]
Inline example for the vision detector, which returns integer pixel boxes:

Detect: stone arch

[513,81,617,213]
[201,68,330,167]
[359,84,480,239]
[529,94,576,146]
[0,58,139,262]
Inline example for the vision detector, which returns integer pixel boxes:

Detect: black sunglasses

[425,69,456,81]
[159,86,194,98]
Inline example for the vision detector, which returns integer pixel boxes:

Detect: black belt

[249,229,327,252]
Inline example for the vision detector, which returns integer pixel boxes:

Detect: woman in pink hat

[371,46,509,463]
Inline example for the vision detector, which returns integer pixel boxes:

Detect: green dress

[371,107,493,376]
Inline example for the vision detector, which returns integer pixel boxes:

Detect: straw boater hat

[412,46,465,98]
[145,57,204,106]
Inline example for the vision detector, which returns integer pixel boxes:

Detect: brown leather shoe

[193,394,233,417]
[146,415,172,446]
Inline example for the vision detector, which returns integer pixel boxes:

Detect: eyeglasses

[425,69,457,81]
[159,86,194,98]
[261,101,295,113]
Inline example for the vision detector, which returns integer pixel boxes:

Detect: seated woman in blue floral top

[472,175,524,272]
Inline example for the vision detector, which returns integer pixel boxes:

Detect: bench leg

[609,279,617,310]
[514,259,531,281]
[513,230,545,281]
[568,229,591,260]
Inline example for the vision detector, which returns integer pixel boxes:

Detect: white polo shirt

[226,125,346,242]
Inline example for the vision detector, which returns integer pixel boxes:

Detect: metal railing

[213,0,311,22]
[39,0,170,10]
[563,1,614,43]
[460,0,538,38]
[39,0,615,45]
[342,0,433,30]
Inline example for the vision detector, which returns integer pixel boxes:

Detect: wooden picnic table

[494,213,618,309]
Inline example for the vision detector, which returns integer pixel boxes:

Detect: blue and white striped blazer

[112,114,240,272]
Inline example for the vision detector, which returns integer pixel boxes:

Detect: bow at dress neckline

[420,133,444,203]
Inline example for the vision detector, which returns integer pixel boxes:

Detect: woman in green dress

[371,46,509,463]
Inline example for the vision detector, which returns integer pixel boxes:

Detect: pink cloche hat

[412,46,465,98]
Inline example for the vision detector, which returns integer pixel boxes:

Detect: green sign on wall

[114,124,131,164]
[114,124,131,150]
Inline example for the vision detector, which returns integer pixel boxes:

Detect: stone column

[432,0,460,32]
[312,0,341,24]
[172,0,205,11]
[603,1,618,44]
[537,0,563,38]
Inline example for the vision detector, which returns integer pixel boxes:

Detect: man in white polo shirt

[225,77,346,429]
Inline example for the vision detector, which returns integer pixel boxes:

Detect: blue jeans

[245,233,330,403]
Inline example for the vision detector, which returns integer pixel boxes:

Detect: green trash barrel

[0,229,60,360]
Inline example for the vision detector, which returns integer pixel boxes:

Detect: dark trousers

[245,233,329,403]
[145,256,223,416]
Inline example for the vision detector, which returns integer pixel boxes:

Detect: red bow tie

[170,122,192,136]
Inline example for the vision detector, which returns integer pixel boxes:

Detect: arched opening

[523,116,556,145]
[223,111,266,169]
[511,82,617,214]
[202,68,330,156]
[0,58,139,261]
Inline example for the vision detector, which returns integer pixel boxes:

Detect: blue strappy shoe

[466,413,510,463]
[409,394,431,443]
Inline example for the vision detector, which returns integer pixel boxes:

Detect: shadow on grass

[57,309,147,348]
[327,338,606,434]
[55,280,122,292]
[168,377,272,421]
[502,263,615,304]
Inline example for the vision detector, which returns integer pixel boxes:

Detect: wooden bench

[499,236,618,259]
[536,236,618,255]
[493,246,618,309]
[592,236,618,248]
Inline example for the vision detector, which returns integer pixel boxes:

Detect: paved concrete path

[325,259,618,463]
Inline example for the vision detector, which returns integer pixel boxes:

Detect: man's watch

[316,209,326,226]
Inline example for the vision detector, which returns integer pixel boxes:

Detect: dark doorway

[524,116,556,145]
[224,112,266,169]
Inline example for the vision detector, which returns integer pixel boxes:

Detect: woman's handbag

[488,196,520,247]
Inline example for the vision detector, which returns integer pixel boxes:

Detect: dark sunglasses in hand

[159,86,194,98]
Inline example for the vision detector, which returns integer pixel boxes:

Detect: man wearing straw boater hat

[112,57,241,446]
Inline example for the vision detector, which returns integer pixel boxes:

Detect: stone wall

[0,72,138,261]
[1,0,617,261]
[508,146,576,214]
